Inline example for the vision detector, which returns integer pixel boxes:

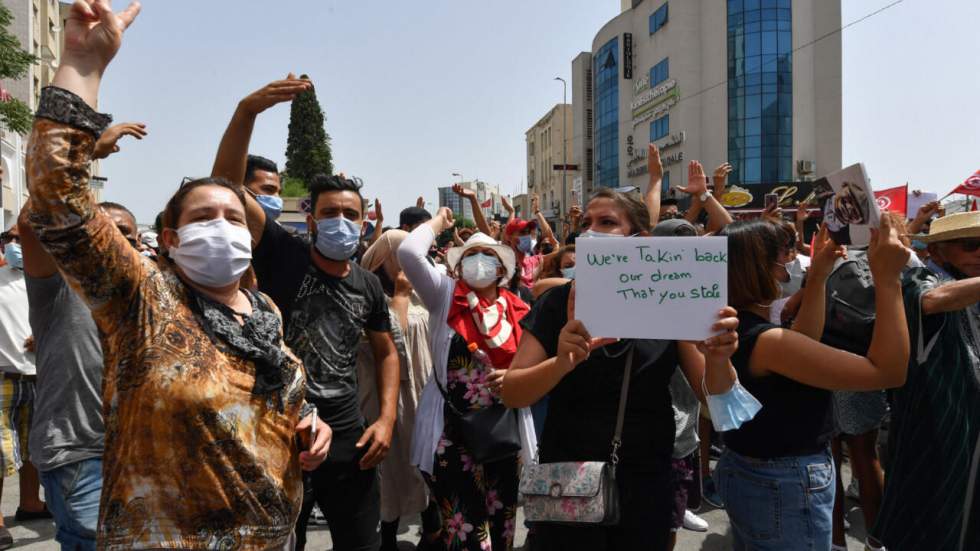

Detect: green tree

[284,75,332,189]
[0,4,38,135]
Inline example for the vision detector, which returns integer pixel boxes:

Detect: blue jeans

[715,448,835,551]
[39,458,102,551]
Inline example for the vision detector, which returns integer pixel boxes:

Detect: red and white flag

[951,169,980,197]
[874,184,908,216]
[480,199,492,209]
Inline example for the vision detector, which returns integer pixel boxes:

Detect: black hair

[162,177,246,230]
[99,201,136,223]
[154,211,164,235]
[309,174,364,214]
[245,155,279,184]
[660,198,679,207]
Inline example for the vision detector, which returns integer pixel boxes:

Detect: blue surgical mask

[4,243,22,270]
[561,266,576,280]
[518,235,537,254]
[315,216,362,261]
[256,194,283,221]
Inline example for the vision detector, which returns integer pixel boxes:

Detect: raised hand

[868,213,911,282]
[696,307,740,361]
[713,163,732,193]
[416,196,425,209]
[239,75,311,117]
[63,0,141,70]
[452,183,476,200]
[94,122,146,159]
[373,198,383,225]
[808,224,847,281]
[531,194,541,214]
[431,207,456,233]
[677,161,708,197]
[648,144,663,184]
[913,201,942,223]
[501,195,514,214]
[796,201,811,223]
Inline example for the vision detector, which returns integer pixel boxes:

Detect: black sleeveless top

[724,311,834,459]
[521,283,677,471]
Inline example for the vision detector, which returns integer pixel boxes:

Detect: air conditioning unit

[797,160,815,175]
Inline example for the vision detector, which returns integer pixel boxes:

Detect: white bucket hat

[446,232,516,283]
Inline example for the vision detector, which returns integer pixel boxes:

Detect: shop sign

[631,78,676,111]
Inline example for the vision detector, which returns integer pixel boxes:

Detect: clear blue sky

[98,0,980,223]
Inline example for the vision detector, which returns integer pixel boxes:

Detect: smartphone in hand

[297,407,318,451]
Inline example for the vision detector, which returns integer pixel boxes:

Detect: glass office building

[727,0,793,185]
[593,37,620,188]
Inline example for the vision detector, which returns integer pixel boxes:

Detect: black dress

[429,334,520,551]
[521,283,678,550]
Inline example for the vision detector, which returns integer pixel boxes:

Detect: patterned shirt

[27,87,308,550]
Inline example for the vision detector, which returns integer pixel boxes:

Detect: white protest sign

[907,191,937,218]
[575,236,728,341]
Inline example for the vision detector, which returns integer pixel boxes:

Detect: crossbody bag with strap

[518,345,634,526]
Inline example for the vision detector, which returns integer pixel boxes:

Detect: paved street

[0,462,870,550]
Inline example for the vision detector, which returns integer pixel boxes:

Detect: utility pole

[555,77,568,236]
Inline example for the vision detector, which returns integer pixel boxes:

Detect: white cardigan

[398,224,536,475]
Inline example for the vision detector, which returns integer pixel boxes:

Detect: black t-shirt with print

[253,217,391,432]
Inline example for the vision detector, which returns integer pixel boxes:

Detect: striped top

[873,267,979,550]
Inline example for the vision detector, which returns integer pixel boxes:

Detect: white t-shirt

[0,266,35,375]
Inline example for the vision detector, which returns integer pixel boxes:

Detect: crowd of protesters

[0,2,976,551]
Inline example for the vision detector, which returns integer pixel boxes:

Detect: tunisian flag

[951,169,980,197]
[480,198,492,208]
[874,184,908,216]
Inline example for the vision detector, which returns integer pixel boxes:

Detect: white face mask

[461,253,501,289]
[171,219,252,288]
[582,229,627,238]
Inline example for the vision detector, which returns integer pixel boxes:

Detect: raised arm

[28,0,145,322]
[921,276,980,315]
[531,194,557,244]
[93,122,146,159]
[16,204,57,279]
[644,144,663,229]
[906,201,942,236]
[397,208,455,310]
[367,199,383,246]
[794,202,813,256]
[501,195,516,224]
[211,76,310,245]
[789,225,845,339]
[452,184,492,236]
[752,216,911,390]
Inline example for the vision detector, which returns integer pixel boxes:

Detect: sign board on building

[718,181,818,211]
[623,33,633,79]
[552,164,580,171]
[631,78,676,112]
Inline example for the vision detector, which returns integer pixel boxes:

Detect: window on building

[593,38,620,188]
[727,0,792,185]
[649,57,669,87]
[649,3,669,35]
[650,114,669,142]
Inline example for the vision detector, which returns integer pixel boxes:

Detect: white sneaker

[847,477,861,499]
[682,509,709,532]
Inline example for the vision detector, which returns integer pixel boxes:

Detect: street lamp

[554,77,568,235]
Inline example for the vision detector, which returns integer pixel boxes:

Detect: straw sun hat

[446,232,516,282]
[914,211,980,243]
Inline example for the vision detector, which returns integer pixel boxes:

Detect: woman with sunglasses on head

[24,2,329,549]
[398,207,531,551]
[502,187,749,551]
[712,217,910,551]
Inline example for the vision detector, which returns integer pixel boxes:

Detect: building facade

[572,0,841,202]
[525,104,576,233]
[1,0,101,231]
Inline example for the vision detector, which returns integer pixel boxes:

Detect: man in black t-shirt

[212,78,400,551]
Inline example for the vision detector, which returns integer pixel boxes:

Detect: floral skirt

[428,420,519,551]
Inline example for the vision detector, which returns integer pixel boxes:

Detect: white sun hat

[446,232,516,283]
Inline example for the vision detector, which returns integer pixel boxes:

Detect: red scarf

[447,282,530,370]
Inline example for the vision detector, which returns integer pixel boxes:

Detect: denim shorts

[715,448,835,551]
[39,458,102,551]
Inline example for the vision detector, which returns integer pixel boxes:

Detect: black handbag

[436,378,521,464]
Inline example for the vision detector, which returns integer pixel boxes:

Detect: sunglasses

[952,239,980,253]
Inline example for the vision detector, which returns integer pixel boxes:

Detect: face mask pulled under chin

[461,253,501,289]
[315,216,362,261]
[171,218,252,288]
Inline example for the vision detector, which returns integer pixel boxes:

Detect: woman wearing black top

[716,218,911,551]
[502,189,743,550]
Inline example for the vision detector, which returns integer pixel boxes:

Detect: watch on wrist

[699,191,711,202]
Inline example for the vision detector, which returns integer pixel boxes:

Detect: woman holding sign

[503,189,750,551]
[398,207,532,551]
[715,218,911,551]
